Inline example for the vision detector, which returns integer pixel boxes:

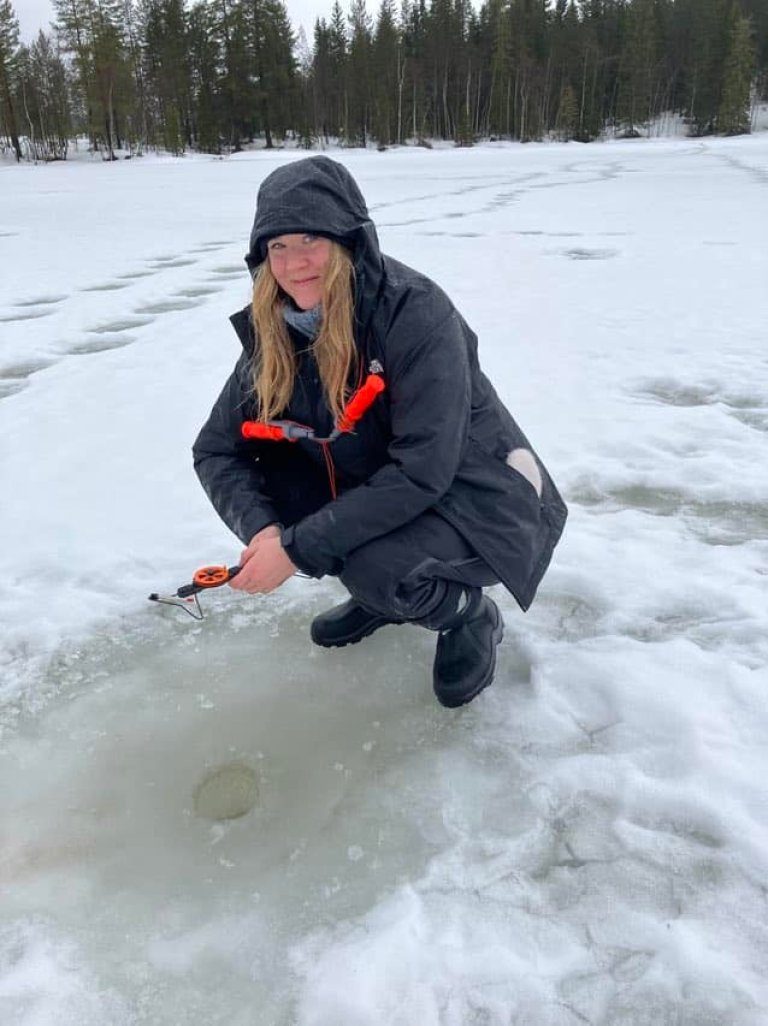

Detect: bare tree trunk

[21,79,36,161]
[397,52,405,144]
[579,48,588,138]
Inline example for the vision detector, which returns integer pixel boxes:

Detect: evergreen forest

[1,0,766,161]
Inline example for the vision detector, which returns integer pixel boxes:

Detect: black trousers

[336,511,498,629]
[265,455,498,629]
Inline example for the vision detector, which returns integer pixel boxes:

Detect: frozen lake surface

[1,138,768,1024]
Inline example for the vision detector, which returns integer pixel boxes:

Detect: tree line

[1,0,766,162]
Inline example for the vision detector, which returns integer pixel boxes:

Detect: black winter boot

[310,599,400,648]
[432,591,503,708]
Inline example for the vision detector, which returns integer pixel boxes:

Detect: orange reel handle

[176,565,240,597]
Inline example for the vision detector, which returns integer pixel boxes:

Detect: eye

[302,234,319,244]
[267,240,284,251]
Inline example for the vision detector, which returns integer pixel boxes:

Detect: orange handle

[337,374,385,432]
[242,422,288,441]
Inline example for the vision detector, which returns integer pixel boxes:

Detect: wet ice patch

[570,479,768,546]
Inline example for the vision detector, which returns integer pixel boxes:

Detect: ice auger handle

[337,374,386,433]
[240,374,386,444]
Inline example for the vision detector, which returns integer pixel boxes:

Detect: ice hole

[193,762,260,821]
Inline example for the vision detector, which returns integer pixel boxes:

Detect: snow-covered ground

[1,136,767,1025]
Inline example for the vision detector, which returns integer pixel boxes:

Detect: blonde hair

[251,242,357,424]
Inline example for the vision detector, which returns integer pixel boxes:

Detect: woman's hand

[229,524,297,594]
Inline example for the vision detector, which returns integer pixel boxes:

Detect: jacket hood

[245,156,383,282]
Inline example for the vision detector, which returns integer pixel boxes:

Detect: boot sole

[310,617,398,649]
[436,604,504,709]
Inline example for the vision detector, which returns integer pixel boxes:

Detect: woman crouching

[193,156,567,708]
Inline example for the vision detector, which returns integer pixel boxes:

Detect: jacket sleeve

[193,352,281,545]
[282,306,471,575]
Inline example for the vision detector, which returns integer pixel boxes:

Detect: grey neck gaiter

[283,303,322,340]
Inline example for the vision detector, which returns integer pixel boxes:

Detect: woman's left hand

[230,525,297,594]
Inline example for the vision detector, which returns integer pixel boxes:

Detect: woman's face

[266,233,332,310]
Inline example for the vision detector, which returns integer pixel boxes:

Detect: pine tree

[718,8,755,134]
[348,0,373,145]
[556,80,578,139]
[16,31,71,159]
[328,0,349,140]
[144,0,191,153]
[187,0,221,152]
[617,0,657,134]
[372,0,398,144]
[0,0,22,159]
[485,0,511,136]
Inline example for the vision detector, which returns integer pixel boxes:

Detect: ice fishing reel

[149,564,241,621]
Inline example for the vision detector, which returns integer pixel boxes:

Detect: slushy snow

[1,137,767,1025]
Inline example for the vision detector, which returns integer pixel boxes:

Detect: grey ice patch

[88,317,152,334]
[116,271,153,280]
[210,265,246,276]
[562,247,619,261]
[729,407,768,433]
[14,295,67,307]
[149,257,197,268]
[0,308,54,323]
[190,243,229,252]
[0,360,51,396]
[70,335,136,354]
[633,378,768,432]
[634,379,719,407]
[175,286,223,297]
[570,480,768,546]
[0,379,28,398]
[81,282,131,292]
[135,298,204,314]
[506,448,543,497]
[1,358,52,379]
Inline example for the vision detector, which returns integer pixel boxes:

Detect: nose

[285,247,310,271]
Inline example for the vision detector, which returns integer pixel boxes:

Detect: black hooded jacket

[193,156,567,610]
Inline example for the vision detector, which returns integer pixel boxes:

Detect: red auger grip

[242,422,288,442]
[338,375,386,432]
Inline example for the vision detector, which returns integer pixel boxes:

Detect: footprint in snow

[87,316,153,334]
[561,247,620,261]
[135,298,205,314]
[210,265,246,278]
[174,285,223,298]
[80,282,132,292]
[0,308,55,323]
[148,258,197,269]
[70,335,137,355]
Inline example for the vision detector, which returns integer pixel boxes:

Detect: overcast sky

[13,0,322,45]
